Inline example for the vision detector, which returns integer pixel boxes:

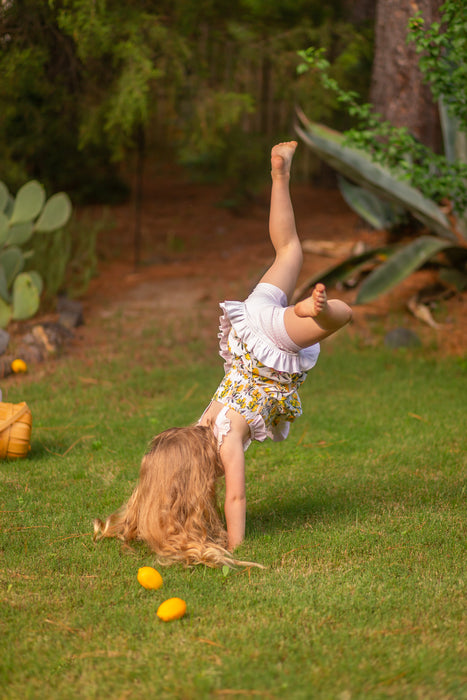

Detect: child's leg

[259,141,303,302]
[284,283,352,347]
[259,141,352,347]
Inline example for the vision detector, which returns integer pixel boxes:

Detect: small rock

[16,344,44,363]
[384,327,421,349]
[16,322,73,365]
[0,356,14,378]
[34,323,73,354]
[0,329,10,355]
[59,311,82,329]
[32,325,57,354]
[57,296,84,329]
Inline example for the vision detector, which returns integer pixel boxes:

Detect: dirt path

[73,170,465,360]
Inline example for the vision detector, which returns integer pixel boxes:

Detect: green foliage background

[0,0,373,202]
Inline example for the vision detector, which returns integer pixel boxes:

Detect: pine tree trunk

[370,0,443,150]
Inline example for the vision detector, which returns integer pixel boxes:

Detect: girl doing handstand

[94,142,352,567]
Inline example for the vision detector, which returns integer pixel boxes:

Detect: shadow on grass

[246,473,463,537]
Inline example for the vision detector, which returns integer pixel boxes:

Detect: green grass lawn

[1,329,466,699]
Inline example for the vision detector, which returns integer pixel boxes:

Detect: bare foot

[271,141,297,177]
[294,283,327,318]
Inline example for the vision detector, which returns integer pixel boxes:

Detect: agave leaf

[337,176,406,230]
[10,180,46,225]
[0,297,12,328]
[439,96,467,236]
[34,192,72,232]
[12,272,40,321]
[5,221,34,246]
[439,97,467,165]
[295,109,458,242]
[292,246,394,302]
[439,98,457,164]
[0,246,24,287]
[0,182,9,213]
[356,236,453,304]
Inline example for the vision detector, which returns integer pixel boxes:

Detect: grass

[0,325,466,699]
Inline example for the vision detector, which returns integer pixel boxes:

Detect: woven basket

[0,402,32,459]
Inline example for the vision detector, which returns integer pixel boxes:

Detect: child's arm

[219,411,250,550]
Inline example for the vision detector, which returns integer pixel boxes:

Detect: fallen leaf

[407,296,442,329]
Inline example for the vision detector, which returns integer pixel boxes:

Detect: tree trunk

[370,0,443,150]
[343,0,376,25]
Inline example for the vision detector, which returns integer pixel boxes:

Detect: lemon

[137,566,163,590]
[157,597,187,622]
[11,359,28,373]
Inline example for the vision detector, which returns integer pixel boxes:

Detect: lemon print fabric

[157,597,187,622]
[137,566,163,590]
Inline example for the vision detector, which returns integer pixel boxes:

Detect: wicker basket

[0,402,32,459]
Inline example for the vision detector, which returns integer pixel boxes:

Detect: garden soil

[75,168,465,360]
[6,167,467,377]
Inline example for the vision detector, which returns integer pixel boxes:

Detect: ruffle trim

[204,403,267,452]
[213,404,232,448]
[214,403,290,451]
[218,300,320,374]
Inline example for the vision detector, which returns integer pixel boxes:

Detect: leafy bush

[294,0,467,303]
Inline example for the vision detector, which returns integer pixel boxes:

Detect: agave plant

[0,180,72,327]
[294,108,467,304]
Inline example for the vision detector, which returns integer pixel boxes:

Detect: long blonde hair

[94,425,255,568]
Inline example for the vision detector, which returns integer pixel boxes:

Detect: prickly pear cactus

[0,180,72,328]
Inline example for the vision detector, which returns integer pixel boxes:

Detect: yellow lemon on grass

[11,359,27,373]
[157,597,187,622]
[137,566,163,590]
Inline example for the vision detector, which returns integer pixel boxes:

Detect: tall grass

[0,329,465,699]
